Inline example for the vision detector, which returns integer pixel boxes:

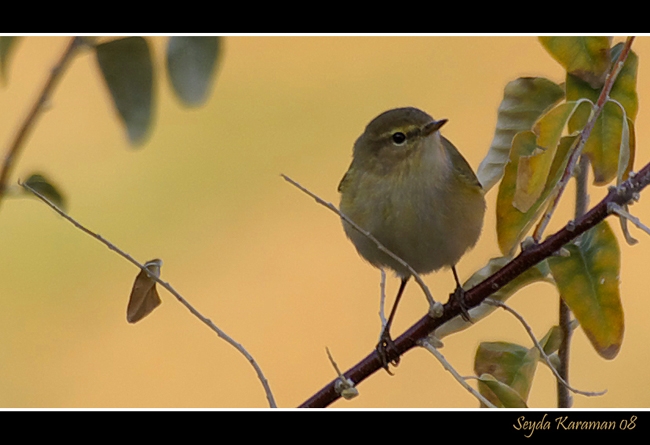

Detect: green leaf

[474,342,539,407]
[497,133,576,255]
[547,221,623,359]
[23,173,66,211]
[616,117,638,244]
[583,101,625,185]
[0,36,20,85]
[537,322,578,370]
[620,117,636,184]
[95,37,154,146]
[614,103,631,187]
[166,36,221,106]
[539,325,562,356]
[476,374,528,408]
[432,256,551,340]
[513,100,587,212]
[539,36,611,88]
[610,43,639,121]
[566,43,638,185]
[477,77,564,192]
[610,109,637,243]
[547,352,561,371]
[538,320,579,358]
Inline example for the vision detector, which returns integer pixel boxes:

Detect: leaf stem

[483,298,604,398]
[533,36,635,242]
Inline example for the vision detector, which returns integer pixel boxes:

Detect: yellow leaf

[539,36,611,88]
[513,101,587,212]
[474,342,539,407]
[476,374,528,408]
[548,221,623,359]
[566,43,638,186]
[497,133,576,254]
[477,77,564,192]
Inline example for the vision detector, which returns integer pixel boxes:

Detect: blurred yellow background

[1,35,649,408]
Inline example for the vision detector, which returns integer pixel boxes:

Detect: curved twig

[21,180,277,408]
[418,339,497,408]
[483,298,606,398]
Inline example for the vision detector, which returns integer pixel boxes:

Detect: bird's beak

[422,119,448,136]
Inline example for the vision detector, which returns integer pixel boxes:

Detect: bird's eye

[391,132,407,145]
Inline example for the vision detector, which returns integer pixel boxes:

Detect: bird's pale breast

[340,136,484,278]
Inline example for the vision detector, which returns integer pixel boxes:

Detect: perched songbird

[338,107,485,370]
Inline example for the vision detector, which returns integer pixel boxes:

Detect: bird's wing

[441,136,483,192]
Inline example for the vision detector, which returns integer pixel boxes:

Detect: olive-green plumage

[339,107,485,278]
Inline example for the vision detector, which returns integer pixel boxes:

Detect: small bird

[338,107,485,371]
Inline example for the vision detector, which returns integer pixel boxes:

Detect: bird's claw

[376,329,400,374]
[451,285,473,323]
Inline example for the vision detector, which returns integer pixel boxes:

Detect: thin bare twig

[21,181,277,408]
[0,37,81,209]
[417,339,497,408]
[608,202,650,236]
[280,174,443,318]
[533,36,636,242]
[484,298,606,398]
[326,347,358,400]
[558,154,590,407]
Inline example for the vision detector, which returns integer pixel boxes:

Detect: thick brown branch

[300,159,650,408]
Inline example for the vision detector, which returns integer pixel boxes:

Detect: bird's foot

[376,328,400,375]
[451,285,473,323]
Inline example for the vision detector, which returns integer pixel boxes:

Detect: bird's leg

[451,266,472,323]
[377,277,409,374]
